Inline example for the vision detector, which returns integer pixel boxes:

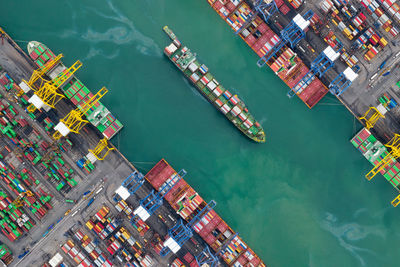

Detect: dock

[206,0,400,205]
[0,27,265,266]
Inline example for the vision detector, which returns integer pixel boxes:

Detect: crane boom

[27,54,63,90]
[52,87,108,140]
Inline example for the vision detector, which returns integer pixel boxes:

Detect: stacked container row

[208,0,328,108]
[144,159,265,266]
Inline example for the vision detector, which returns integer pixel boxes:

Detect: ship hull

[163,26,266,143]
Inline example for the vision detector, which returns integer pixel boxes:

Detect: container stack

[85,206,146,266]
[44,252,65,267]
[225,4,252,32]
[324,30,342,48]
[27,42,123,140]
[288,0,303,9]
[0,243,13,265]
[27,42,56,68]
[86,206,119,240]
[61,78,123,140]
[166,37,265,140]
[0,162,53,220]
[144,159,265,267]
[320,0,334,13]
[352,12,367,30]
[170,258,185,267]
[373,0,400,36]
[275,0,291,15]
[182,253,198,267]
[208,0,328,109]
[379,92,398,111]
[114,199,150,236]
[0,188,31,241]
[340,51,359,68]
[61,240,93,267]
[74,229,112,267]
[76,157,95,174]
[0,71,77,195]
[106,237,122,256]
[332,11,359,40]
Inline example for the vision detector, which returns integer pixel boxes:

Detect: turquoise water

[3,0,400,266]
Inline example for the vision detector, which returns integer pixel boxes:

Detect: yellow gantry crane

[42,143,61,162]
[13,147,23,158]
[27,60,82,112]
[365,134,400,181]
[358,107,385,130]
[53,87,108,140]
[12,191,33,207]
[23,54,64,91]
[392,195,400,207]
[88,138,115,161]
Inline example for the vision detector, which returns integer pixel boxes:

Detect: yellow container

[85,221,93,230]
[380,37,388,47]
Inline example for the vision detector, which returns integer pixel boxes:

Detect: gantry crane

[27,60,82,112]
[13,146,23,158]
[365,134,400,181]
[257,10,314,67]
[235,0,279,35]
[0,27,5,45]
[42,143,61,162]
[121,171,145,194]
[19,54,64,93]
[358,107,385,130]
[88,138,115,161]
[133,170,185,222]
[52,87,108,140]
[114,171,145,202]
[391,194,400,207]
[195,246,219,267]
[12,190,33,207]
[160,200,217,256]
[329,66,359,96]
[289,44,342,97]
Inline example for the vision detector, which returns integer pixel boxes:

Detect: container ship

[207,0,328,108]
[144,159,266,266]
[163,26,266,143]
[27,41,123,140]
[351,128,400,205]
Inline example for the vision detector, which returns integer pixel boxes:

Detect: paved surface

[257,0,400,144]
[0,31,221,266]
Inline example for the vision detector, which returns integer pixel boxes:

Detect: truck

[17,250,29,259]
[87,197,95,207]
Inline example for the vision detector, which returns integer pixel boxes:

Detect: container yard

[3,0,400,265]
[203,0,400,209]
[0,25,266,266]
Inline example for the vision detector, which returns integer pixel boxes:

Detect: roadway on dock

[0,29,216,267]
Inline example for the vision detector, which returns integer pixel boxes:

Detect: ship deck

[208,0,328,108]
[145,159,265,266]
[0,28,243,267]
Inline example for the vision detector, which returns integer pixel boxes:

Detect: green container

[384,173,392,181]
[56,182,64,191]
[57,158,64,165]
